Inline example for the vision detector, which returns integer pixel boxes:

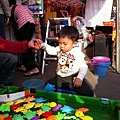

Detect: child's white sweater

[41,42,88,81]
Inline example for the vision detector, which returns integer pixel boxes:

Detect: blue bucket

[22,79,45,90]
[91,62,111,77]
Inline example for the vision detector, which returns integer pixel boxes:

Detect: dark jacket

[0,37,30,54]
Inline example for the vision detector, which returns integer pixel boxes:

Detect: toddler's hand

[73,77,82,87]
[34,40,44,49]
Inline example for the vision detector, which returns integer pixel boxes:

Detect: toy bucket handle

[90,62,99,66]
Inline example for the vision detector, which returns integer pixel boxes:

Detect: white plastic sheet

[85,0,113,27]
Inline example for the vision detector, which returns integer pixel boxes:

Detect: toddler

[40,26,93,97]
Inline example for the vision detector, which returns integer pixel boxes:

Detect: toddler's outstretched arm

[39,41,60,55]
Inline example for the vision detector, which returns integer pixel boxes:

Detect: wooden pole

[116,0,120,73]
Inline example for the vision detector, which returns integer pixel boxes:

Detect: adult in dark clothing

[9,0,39,76]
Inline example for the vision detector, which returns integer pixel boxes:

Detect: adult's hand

[28,38,43,49]
[5,17,10,25]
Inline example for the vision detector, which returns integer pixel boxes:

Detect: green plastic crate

[0,86,120,120]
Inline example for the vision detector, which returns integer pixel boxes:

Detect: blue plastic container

[57,88,77,94]
[60,21,68,25]
[22,79,45,90]
[92,62,111,77]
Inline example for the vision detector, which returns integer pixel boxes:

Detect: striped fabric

[14,5,35,29]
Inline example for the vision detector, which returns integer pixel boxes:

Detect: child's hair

[58,26,79,42]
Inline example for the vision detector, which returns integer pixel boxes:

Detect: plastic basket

[103,21,114,26]
[22,79,45,90]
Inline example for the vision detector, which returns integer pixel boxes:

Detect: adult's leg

[73,79,94,97]
[0,52,18,86]
[0,14,6,39]
[17,23,39,71]
[47,75,71,90]
[47,76,57,85]
[47,75,58,91]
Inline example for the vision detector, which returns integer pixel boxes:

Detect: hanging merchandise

[48,0,85,18]
[28,0,44,14]
[34,15,41,39]
[72,16,94,48]
[72,16,89,48]
[33,14,42,64]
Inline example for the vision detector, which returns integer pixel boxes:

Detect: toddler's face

[58,37,77,52]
